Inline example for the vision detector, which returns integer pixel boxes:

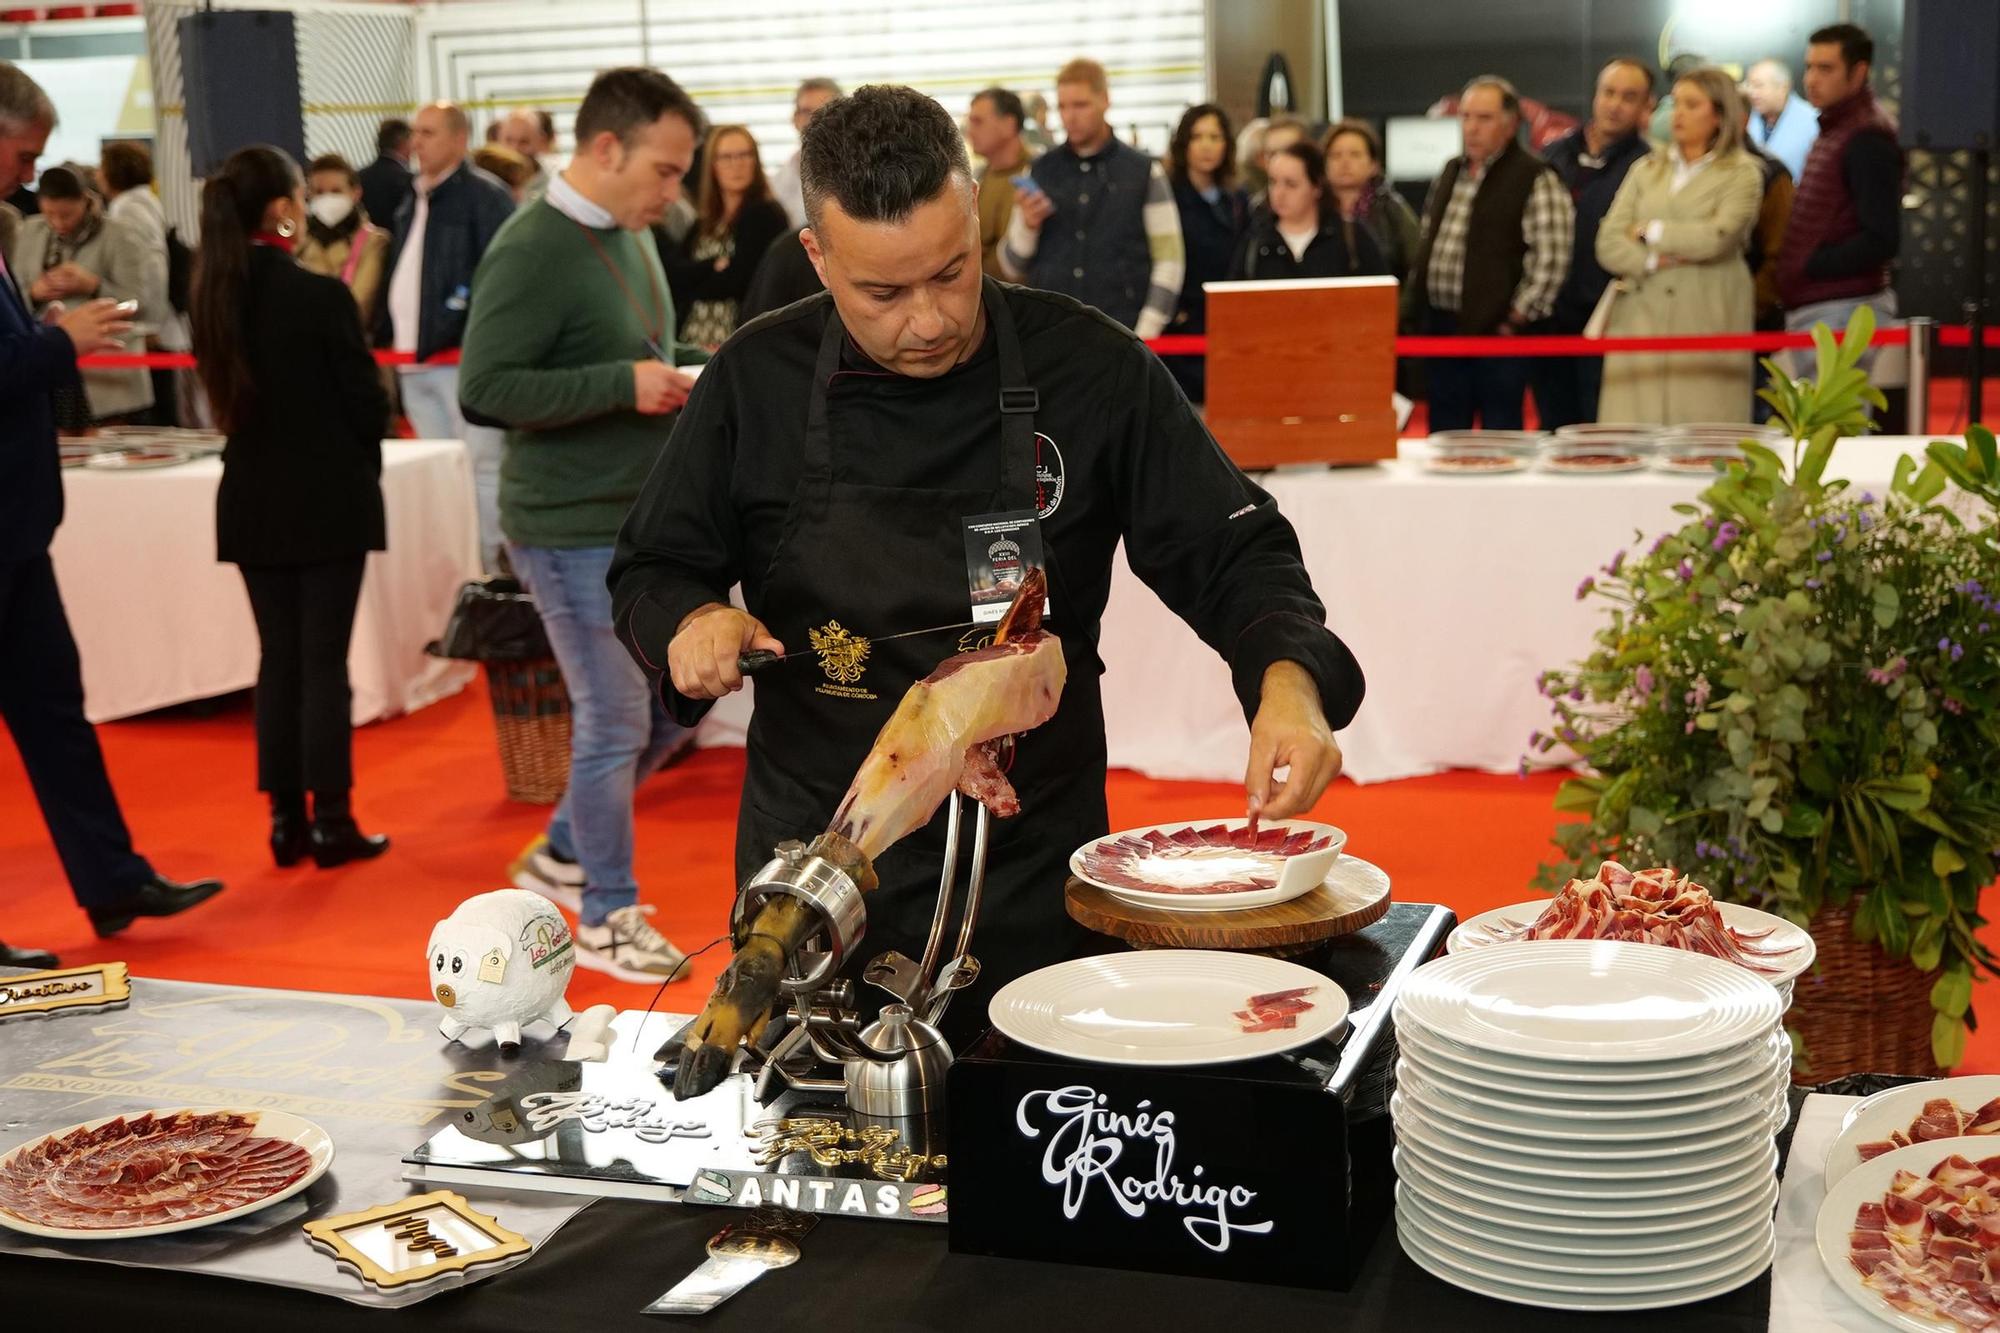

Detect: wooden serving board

[1065,855,1392,956]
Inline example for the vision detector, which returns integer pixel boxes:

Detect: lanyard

[571,219,668,360]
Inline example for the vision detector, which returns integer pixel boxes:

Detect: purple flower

[1568,685,1586,702]
[1857,512,1873,532]
[1981,623,1992,635]
[1676,559,1695,582]
[1960,580,1987,597]
[1805,578,1823,591]
[1684,720,1698,734]
[1943,697,1966,716]
[1816,550,1834,563]
[1711,521,1741,551]
[1866,656,1909,686]
[1604,550,1627,577]
[1860,491,1877,504]
[1703,516,1718,532]
[1558,726,1578,743]
[1575,576,1596,601]
[1633,665,1655,697]
[1518,757,1531,777]
[1651,533,1672,555]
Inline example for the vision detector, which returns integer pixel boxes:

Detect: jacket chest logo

[809,621,872,685]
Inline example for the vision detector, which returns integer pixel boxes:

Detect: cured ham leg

[672,572,1064,1099]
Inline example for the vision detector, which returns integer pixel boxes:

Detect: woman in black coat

[191,146,391,869]
[1164,102,1249,402]
[1228,140,1386,281]
[663,124,790,350]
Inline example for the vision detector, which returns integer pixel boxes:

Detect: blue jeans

[507,543,688,926]
[401,364,505,572]
[1784,289,1900,385]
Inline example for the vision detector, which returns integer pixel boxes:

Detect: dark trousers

[1527,318,1603,429]
[0,555,152,908]
[1424,306,1530,431]
[239,558,366,798]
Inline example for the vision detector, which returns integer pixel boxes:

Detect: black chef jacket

[609,284,1364,1035]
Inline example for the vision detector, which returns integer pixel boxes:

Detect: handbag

[426,576,554,662]
[1582,278,1630,340]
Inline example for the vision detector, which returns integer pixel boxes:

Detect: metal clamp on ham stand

[729,791,991,1117]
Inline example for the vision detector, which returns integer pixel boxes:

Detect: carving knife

[737,619,984,675]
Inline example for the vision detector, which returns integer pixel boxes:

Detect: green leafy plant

[1532,308,2000,1068]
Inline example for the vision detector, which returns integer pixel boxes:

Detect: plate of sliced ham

[988,950,1348,1066]
[1445,862,1815,988]
[1824,1077,2000,1190]
[1817,1136,2000,1333]
[0,1107,333,1240]
[1069,819,1346,912]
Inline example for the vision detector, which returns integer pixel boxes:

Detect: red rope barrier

[77,348,462,369]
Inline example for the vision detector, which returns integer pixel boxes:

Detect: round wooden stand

[1064,855,1392,956]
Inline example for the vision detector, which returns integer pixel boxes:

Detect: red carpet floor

[4,686,1996,1072]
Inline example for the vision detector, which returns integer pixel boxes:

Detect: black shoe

[87,875,226,939]
[271,813,310,867]
[0,940,60,969]
[309,817,389,868]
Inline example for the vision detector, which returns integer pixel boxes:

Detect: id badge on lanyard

[963,508,1051,625]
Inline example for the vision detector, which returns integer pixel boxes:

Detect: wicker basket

[1786,899,1943,1083]
[483,658,572,804]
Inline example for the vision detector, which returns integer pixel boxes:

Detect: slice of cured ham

[0,1110,311,1231]
[1850,1153,2000,1330]
[1857,1097,2000,1162]
[1078,824,1337,895]
[1476,861,1801,974]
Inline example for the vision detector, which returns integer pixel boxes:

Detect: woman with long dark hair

[663,124,788,349]
[1228,140,1386,281]
[1163,102,1248,402]
[191,145,391,869]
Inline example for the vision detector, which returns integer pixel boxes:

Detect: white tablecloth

[706,435,1930,784]
[50,439,480,723]
[1770,1092,1875,1332]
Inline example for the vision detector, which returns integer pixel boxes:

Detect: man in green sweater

[459,67,703,983]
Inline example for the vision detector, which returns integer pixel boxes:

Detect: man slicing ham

[609,85,1364,1053]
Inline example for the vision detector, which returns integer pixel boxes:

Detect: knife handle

[738,649,780,675]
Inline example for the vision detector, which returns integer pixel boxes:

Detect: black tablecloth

[9,1103,1798,1333]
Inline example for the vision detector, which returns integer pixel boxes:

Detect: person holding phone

[1,59,225,966]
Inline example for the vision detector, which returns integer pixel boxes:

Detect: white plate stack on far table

[1391,939,1788,1311]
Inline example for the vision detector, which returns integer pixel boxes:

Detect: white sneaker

[576,904,688,983]
[509,835,582,914]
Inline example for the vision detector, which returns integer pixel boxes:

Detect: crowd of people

[0,22,1910,975]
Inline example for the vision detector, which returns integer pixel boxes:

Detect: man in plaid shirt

[1412,76,1574,431]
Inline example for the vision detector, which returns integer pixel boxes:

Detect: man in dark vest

[999,57,1184,339]
[1413,76,1574,431]
[1534,57,1656,429]
[1776,22,1901,378]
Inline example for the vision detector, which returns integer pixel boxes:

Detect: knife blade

[737,619,984,674]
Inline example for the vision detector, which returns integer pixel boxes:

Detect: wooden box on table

[1200,275,1399,470]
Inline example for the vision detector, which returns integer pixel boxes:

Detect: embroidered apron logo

[808,621,871,684]
[1034,433,1065,519]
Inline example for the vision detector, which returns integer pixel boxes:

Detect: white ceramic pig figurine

[426,889,576,1050]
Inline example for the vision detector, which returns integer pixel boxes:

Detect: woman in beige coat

[1595,66,1763,425]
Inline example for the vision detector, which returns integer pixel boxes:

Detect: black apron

[734,279,1109,1047]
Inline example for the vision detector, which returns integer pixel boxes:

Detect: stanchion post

[1969,147,1990,423]
[1907,316,1933,435]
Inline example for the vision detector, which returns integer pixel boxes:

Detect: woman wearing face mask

[10,164,154,425]
[1595,67,1762,424]
[293,153,391,326]
[1227,140,1386,282]
[663,124,787,350]
[1163,102,1247,403]
[190,145,392,870]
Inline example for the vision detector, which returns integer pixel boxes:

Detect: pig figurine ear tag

[478,949,507,984]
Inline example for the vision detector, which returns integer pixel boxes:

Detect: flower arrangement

[1532,310,2000,1068]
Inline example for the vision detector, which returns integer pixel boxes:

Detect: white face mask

[308,193,356,228]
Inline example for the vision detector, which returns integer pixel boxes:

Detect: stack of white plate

[1391,939,1787,1311]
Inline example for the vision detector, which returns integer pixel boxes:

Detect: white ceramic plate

[1397,1054,1785,1123]
[1448,898,1816,987]
[1397,1149,1781,1234]
[1069,819,1347,911]
[1395,1127,1778,1199]
[1396,1109,1777,1183]
[1395,1015,1787,1087]
[1398,1184,1770,1275]
[1396,1061,1783,1138]
[1102,852,1387,916]
[989,950,1349,1067]
[1393,1181,1763,1258]
[1392,1090,1783,1165]
[0,1108,334,1240]
[1395,940,1782,1063]
[1421,453,1531,476]
[1398,1023,1789,1100]
[1540,455,1651,475]
[1398,1214,1775,1309]
[1822,1075,2000,1189]
[1815,1136,2000,1333]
